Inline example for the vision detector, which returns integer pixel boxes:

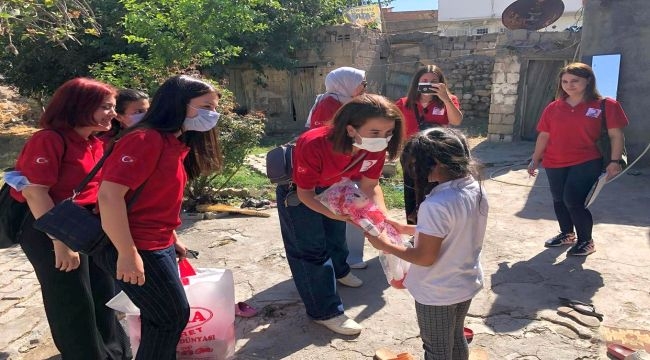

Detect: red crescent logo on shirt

[34,157,49,164]
[121,155,135,163]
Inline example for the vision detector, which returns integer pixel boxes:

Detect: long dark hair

[328,93,404,161]
[404,127,483,212]
[405,65,449,111]
[130,75,223,179]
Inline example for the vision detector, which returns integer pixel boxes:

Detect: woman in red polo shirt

[305,66,368,269]
[11,78,131,359]
[94,75,223,359]
[277,94,404,335]
[528,62,629,256]
[396,65,463,224]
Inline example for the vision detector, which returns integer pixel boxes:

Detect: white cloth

[304,67,365,128]
[404,176,488,306]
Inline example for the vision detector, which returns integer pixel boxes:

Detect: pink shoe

[235,302,258,317]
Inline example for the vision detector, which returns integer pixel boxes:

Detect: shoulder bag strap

[599,99,608,135]
[71,141,115,198]
[325,152,368,181]
[412,105,424,130]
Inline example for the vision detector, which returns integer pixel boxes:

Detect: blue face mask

[184,107,220,132]
[127,112,145,126]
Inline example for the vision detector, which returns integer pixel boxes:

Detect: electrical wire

[488,160,549,188]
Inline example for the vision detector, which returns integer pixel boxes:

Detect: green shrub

[89,54,174,94]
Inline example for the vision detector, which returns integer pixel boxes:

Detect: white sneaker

[314,314,362,335]
[337,272,363,287]
[349,261,368,269]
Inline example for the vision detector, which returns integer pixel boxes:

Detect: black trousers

[93,244,189,360]
[545,158,602,243]
[19,214,131,360]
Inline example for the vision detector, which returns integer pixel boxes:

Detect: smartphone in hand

[418,83,438,94]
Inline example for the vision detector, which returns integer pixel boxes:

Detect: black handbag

[0,178,30,249]
[595,99,628,169]
[32,143,146,256]
[1,130,66,248]
[266,143,295,185]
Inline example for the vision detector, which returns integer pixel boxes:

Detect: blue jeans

[345,224,365,265]
[545,158,602,243]
[94,244,189,360]
[276,184,350,320]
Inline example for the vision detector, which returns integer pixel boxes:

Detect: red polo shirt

[101,129,189,250]
[11,129,104,205]
[293,126,386,189]
[309,96,343,129]
[396,95,461,137]
[537,98,629,168]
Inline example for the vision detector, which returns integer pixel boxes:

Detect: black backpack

[0,130,66,248]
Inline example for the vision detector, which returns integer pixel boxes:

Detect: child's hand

[365,231,390,252]
[385,218,415,236]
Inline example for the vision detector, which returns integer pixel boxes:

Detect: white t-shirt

[404,176,488,306]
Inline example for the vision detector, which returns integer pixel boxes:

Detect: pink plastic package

[316,178,410,288]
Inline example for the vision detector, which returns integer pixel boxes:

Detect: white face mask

[183,107,220,132]
[353,135,392,152]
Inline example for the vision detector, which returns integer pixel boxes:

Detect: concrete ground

[1,140,649,360]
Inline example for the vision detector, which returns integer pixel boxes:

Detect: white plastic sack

[107,261,236,360]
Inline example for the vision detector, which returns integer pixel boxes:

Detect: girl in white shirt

[367,128,488,360]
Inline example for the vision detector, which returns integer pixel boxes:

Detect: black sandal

[558,297,604,321]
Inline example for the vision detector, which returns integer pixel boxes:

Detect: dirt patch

[0,85,40,170]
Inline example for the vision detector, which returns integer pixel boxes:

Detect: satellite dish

[502,0,565,31]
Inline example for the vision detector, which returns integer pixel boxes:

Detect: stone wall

[488,30,580,142]
[384,33,498,125]
[226,24,387,134]
[487,55,521,142]
[225,25,581,142]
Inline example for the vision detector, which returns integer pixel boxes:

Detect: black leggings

[544,158,602,243]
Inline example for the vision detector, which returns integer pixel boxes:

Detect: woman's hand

[433,83,451,103]
[527,158,541,177]
[326,211,351,222]
[605,161,623,181]
[116,250,145,286]
[52,240,80,272]
[174,236,188,261]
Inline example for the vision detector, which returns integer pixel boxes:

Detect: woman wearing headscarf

[305,66,367,129]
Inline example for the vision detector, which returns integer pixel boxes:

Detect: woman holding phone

[395,65,463,223]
